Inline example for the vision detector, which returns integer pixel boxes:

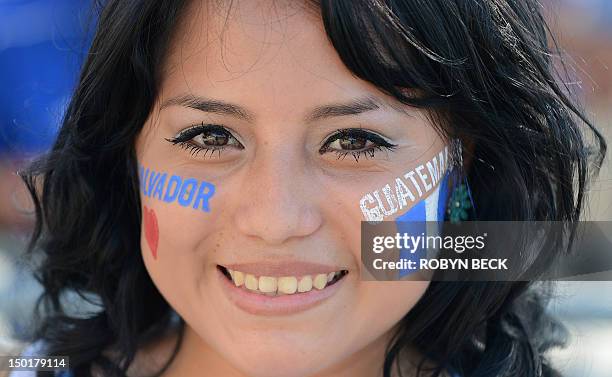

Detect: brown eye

[200,130,229,146]
[186,126,243,150]
[167,123,244,159]
[318,128,398,162]
[338,135,367,150]
[327,135,373,152]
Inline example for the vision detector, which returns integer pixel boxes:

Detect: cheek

[138,163,221,261]
[137,165,228,312]
[327,281,430,364]
[139,196,225,318]
[142,205,159,259]
[360,281,429,319]
[356,281,429,328]
[141,202,217,261]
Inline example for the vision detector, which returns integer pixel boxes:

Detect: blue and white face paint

[359,139,464,278]
[360,139,462,223]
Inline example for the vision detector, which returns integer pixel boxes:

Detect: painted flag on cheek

[394,169,451,278]
[391,139,471,278]
[358,139,464,278]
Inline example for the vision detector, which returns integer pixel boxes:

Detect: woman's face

[135,1,445,376]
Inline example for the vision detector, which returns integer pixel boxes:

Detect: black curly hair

[21,1,606,376]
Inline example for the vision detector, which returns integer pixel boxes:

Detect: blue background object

[0,0,93,156]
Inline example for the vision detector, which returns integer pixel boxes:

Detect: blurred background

[0,1,610,376]
[0,0,94,354]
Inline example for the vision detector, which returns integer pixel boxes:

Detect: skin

[134,1,449,376]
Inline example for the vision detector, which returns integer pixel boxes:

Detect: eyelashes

[165,123,244,159]
[318,128,398,162]
[166,123,398,162]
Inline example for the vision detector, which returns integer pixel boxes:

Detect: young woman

[17,0,606,376]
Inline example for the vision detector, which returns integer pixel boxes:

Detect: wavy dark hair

[21,0,606,377]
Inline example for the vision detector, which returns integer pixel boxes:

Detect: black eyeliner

[318,128,398,154]
[166,123,229,144]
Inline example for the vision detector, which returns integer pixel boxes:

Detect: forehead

[159,0,397,117]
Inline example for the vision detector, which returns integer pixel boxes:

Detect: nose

[233,146,323,245]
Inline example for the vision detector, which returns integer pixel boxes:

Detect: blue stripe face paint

[138,164,215,212]
[395,170,452,278]
[359,141,462,278]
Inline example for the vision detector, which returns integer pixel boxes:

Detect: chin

[226,344,340,377]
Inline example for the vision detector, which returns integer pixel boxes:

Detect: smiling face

[134,1,447,376]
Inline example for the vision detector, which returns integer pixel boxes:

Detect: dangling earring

[447,182,473,223]
[445,139,475,223]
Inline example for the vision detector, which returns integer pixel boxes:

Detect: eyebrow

[161,94,254,121]
[160,94,393,122]
[305,96,382,122]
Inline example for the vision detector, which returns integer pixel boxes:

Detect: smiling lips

[217,264,349,296]
[217,263,350,315]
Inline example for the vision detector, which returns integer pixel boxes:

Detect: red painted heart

[143,205,159,260]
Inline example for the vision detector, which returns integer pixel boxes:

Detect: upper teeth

[227,269,343,295]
